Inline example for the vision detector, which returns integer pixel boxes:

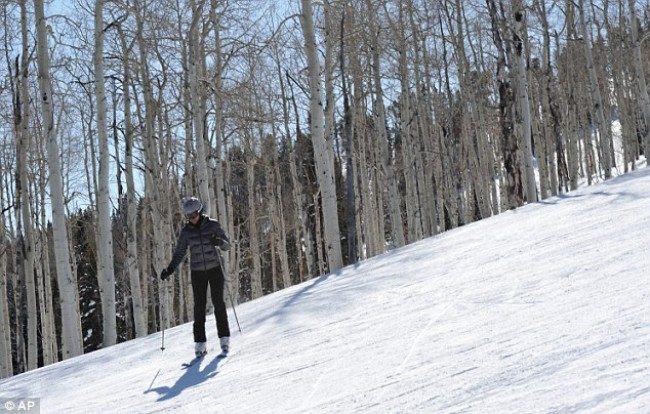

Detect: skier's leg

[209,266,231,339]
[191,270,209,343]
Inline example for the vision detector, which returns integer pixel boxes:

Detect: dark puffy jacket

[167,215,229,272]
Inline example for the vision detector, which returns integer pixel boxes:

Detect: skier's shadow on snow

[145,355,224,402]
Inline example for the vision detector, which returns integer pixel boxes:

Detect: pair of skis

[181,350,228,369]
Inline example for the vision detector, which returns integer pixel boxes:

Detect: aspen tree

[17,0,38,370]
[13,211,26,373]
[578,0,612,178]
[266,103,292,289]
[531,59,551,200]
[446,0,492,219]
[117,25,146,338]
[560,4,581,190]
[609,5,633,171]
[134,0,172,332]
[533,0,561,195]
[299,0,343,272]
[436,14,461,225]
[276,54,315,279]
[511,0,537,202]
[34,0,84,359]
[246,132,262,299]
[338,6,358,262]
[208,0,234,298]
[381,2,422,240]
[487,0,525,209]
[94,0,117,346]
[353,73,381,257]
[365,0,405,248]
[0,165,11,378]
[2,18,19,372]
[628,0,650,157]
[31,180,51,364]
[406,1,434,233]
[37,166,57,363]
[189,0,211,207]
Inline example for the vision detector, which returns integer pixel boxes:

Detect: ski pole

[160,272,166,351]
[161,323,166,352]
[217,253,242,333]
[225,279,242,333]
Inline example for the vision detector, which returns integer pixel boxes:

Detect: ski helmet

[182,197,203,218]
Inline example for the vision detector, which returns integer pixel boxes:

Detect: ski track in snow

[1,167,650,413]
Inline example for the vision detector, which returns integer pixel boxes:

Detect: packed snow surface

[2,169,649,413]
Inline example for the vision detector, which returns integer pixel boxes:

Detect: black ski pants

[191,266,230,343]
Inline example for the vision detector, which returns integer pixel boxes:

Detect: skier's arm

[210,222,230,251]
[166,230,189,272]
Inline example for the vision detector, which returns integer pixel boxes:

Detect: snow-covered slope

[2,169,649,413]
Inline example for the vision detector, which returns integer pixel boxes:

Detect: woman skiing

[160,197,231,357]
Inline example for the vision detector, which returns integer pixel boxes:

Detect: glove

[210,235,230,251]
[160,267,172,280]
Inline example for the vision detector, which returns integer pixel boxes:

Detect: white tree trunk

[628,0,650,158]
[209,3,227,216]
[264,117,291,289]
[157,99,176,325]
[277,59,315,280]
[225,161,239,302]
[394,6,422,242]
[406,4,437,235]
[135,0,172,332]
[0,269,10,378]
[11,238,26,371]
[38,182,57,364]
[94,0,117,347]
[18,0,38,370]
[578,0,612,178]
[180,33,197,317]
[34,235,48,363]
[247,148,262,299]
[535,0,559,196]
[262,152,278,293]
[367,0,405,248]
[118,26,147,338]
[139,213,151,331]
[0,182,12,378]
[35,0,83,359]
[189,0,211,208]
[300,0,343,272]
[512,1,538,203]
[274,163,291,289]
[313,192,325,276]
[209,1,234,296]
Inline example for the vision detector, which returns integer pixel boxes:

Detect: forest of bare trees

[0,0,648,377]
